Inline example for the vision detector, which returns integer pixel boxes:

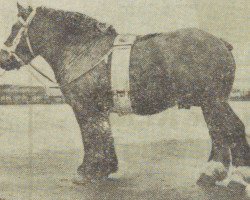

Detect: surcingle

[111,34,136,115]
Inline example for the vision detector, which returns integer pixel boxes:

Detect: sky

[0,0,249,87]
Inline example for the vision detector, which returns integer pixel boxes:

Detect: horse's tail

[220,38,233,51]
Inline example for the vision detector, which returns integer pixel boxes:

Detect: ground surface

[0,102,249,200]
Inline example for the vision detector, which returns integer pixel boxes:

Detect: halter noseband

[2,8,37,65]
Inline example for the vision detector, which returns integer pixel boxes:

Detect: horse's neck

[39,32,116,85]
[61,34,116,84]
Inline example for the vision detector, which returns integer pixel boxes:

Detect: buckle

[113,90,130,98]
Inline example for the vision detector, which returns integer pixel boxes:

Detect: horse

[0,3,249,186]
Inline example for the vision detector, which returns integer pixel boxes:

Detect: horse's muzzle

[0,49,22,71]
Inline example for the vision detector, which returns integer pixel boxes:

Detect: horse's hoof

[197,161,227,186]
[227,180,246,192]
[234,166,250,182]
[215,166,250,196]
[72,174,109,185]
[72,175,90,185]
[197,173,217,186]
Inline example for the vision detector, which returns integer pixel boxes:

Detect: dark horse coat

[0,5,249,182]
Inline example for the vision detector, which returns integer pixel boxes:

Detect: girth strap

[111,34,136,115]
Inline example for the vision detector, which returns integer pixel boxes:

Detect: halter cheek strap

[3,9,37,63]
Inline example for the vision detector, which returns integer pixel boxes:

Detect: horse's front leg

[72,102,118,182]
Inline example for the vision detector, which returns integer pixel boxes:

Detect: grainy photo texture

[0,0,249,199]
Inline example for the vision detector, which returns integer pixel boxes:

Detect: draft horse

[0,3,249,186]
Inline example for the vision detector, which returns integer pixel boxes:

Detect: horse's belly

[130,87,176,115]
[129,36,177,115]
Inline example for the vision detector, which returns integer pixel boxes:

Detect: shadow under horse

[0,3,249,185]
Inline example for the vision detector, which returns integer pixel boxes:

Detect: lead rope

[26,48,112,88]
[27,67,49,87]
[29,61,57,84]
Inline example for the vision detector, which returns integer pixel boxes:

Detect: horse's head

[0,4,117,73]
[0,3,36,71]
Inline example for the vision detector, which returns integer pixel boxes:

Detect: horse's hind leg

[224,104,250,167]
[198,101,250,185]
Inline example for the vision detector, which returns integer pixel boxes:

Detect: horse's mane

[37,7,117,35]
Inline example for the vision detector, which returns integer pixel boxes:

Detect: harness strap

[19,9,37,56]
[110,34,136,115]
[19,9,37,27]
[18,16,27,26]
[25,33,35,56]
[11,52,25,64]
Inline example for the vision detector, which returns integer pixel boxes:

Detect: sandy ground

[0,102,249,200]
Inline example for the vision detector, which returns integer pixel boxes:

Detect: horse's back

[130,28,236,115]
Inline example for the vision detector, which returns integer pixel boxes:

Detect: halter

[1,8,57,83]
[2,9,37,65]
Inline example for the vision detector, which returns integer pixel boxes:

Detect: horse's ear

[17,2,33,19]
[17,2,25,13]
